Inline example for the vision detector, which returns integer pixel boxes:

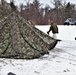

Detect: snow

[0,25,76,75]
[36,25,76,41]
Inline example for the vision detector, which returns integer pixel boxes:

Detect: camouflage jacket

[49,25,58,34]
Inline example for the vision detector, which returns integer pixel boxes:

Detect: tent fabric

[0,12,57,59]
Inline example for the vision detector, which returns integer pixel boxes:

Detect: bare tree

[51,0,63,24]
[20,3,24,16]
[10,0,17,12]
[64,2,75,18]
[44,5,51,24]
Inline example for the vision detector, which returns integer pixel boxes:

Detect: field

[0,25,76,75]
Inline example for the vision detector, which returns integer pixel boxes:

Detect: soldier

[47,21,58,39]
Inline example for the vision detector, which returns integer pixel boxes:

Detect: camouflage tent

[0,12,57,59]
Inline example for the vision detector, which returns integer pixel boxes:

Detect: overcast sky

[6,0,76,7]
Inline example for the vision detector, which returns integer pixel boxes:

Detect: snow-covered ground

[36,25,76,41]
[0,25,76,75]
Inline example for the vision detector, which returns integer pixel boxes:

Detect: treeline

[0,0,76,25]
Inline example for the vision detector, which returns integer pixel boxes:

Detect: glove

[47,31,49,35]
